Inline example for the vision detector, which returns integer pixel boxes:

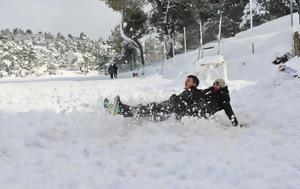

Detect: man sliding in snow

[104,76,239,126]
[105,75,203,121]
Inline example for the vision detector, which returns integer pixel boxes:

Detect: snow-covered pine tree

[148,0,197,58]
[240,0,268,31]
[217,0,246,38]
[260,0,298,19]
[0,29,111,78]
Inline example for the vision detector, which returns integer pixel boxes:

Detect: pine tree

[0,28,111,77]
[240,0,268,31]
[261,0,298,19]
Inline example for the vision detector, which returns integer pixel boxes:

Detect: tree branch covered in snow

[103,0,298,60]
[0,29,115,78]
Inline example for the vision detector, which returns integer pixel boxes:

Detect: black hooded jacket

[202,86,238,125]
[171,86,204,105]
[108,65,114,74]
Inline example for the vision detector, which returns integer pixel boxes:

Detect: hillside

[0,14,299,189]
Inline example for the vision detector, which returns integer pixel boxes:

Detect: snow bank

[285,56,300,72]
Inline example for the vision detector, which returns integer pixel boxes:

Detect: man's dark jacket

[169,86,205,113]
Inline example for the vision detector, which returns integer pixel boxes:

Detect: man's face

[184,77,196,89]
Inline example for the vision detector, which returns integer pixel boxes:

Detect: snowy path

[0,75,299,189]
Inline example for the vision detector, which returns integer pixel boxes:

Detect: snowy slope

[0,14,300,189]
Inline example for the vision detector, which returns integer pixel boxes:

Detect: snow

[237,13,299,39]
[0,14,300,189]
[285,56,300,72]
[195,55,224,65]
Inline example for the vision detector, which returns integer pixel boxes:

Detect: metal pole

[172,34,175,58]
[154,44,158,63]
[172,34,175,64]
[142,41,145,75]
[291,0,294,28]
[161,42,166,75]
[217,15,222,55]
[198,19,203,60]
[184,27,187,54]
[250,0,255,54]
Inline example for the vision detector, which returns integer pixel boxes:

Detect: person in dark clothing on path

[108,64,115,79]
[113,64,118,78]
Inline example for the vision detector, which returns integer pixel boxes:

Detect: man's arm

[202,87,212,95]
[221,101,239,126]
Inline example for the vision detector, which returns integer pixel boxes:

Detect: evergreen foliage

[0,29,115,77]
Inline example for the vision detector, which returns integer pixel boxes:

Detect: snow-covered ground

[0,15,300,189]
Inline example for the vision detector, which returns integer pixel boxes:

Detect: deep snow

[0,14,299,189]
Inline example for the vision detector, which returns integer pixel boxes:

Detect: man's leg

[168,94,189,116]
[176,100,208,119]
[116,98,173,121]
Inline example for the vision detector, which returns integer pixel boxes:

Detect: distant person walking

[113,64,118,78]
[108,64,115,79]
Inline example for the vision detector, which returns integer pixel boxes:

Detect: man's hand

[232,119,239,127]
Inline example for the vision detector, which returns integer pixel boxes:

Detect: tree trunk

[120,13,143,67]
[133,37,145,66]
[153,0,174,59]
[164,32,174,59]
[293,31,300,56]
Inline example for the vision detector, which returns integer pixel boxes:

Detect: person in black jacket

[185,79,239,126]
[113,64,118,78]
[112,75,204,121]
[108,64,115,79]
